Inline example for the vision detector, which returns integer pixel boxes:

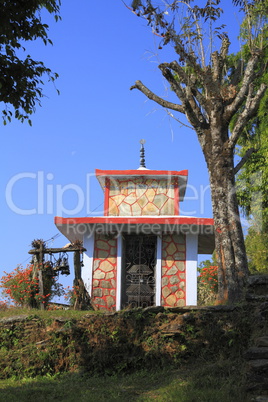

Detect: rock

[106,296,115,308]
[99,260,114,272]
[245,347,268,360]
[0,315,29,323]
[162,286,171,298]
[248,359,268,370]
[143,306,165,314]
[166,266,178,275]
[253,396,268,402]
[93,288,103,297]
[248,275,268,286]
[100,280,113,289]
[256,337,268,347]
[166,294,177,306]
[95,240,109,250]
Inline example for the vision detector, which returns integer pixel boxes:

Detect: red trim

[104,177,110,216]
[174,177,179,216]
[95,169,188,177]
[55,216,214,226]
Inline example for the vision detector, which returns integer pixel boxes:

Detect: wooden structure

[28,243,90,310]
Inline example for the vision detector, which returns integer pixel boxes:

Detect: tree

[126,0,267,302]
[231,3,268,272]
[0,0,61,124]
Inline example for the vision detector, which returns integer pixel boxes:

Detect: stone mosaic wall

[161,234,186,307]
[108,178,176,216]
[92,234,117,311]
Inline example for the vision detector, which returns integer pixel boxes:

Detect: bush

[198,262,218,305]
[0,264,65,309]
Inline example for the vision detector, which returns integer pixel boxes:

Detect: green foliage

[245,224,268,273]
[198,256,218,305]
[236,107,268,221]
[235,64,268,226]
[0,0,61,124]
[198,281,217,306]
[230,1,268,272]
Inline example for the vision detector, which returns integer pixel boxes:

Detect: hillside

[0,301,267,401]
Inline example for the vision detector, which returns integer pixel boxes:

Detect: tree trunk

[205,129,249,303]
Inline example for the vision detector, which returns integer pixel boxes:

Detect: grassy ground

[0,307,98,320]
[0,359,249,402]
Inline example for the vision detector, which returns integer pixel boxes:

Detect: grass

[0,359,249,402]
[0,307,102,320]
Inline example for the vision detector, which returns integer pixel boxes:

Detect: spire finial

[139,139,146,168]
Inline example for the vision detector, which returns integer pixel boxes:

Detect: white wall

[82,232,95,296]
[155,235,162,306]
[186,234,198,306]
[116,235,122,311]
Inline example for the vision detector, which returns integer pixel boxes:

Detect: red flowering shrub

[0,264,65,308]
[197,262,218,305]
[64,285,79,306]
[199,265,218,294]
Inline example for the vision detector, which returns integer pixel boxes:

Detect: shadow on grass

[0,370,179,402]
[0,359,250,402]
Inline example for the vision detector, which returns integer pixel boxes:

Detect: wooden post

[74,250,81,284]
[73,250,81,310]
[38,242,45,310]
[30,255,39,309]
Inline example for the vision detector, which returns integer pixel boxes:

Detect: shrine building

[55,141,214,311]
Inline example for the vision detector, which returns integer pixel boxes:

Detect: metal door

[122,235,156,308]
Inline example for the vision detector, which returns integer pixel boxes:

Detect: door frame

[116,234,162,311]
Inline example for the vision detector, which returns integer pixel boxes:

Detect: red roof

[95,169,188,177]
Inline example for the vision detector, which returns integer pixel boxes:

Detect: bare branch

[211,35,230,83]
[220,35,231,61]
[159,61,208,125]
[185,85,208,127]
[158,63,187,102]
[166,110,195,130]
[167,61,207,109]
[211,51,221,83]
[130,80,185,114]
[234,147,256,174]
[166,61,188,84]
[224,55,260,120]
[158,63,207,129]
[230,59,244,87]
[228,83,267,149]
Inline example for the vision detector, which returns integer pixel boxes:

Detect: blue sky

[1,1,246,299]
